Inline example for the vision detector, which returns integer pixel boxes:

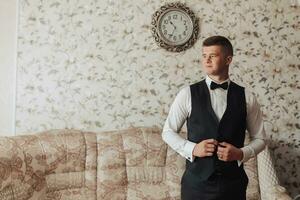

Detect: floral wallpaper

[16,0,299,197]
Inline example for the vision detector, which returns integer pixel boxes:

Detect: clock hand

[169,21,176,36]
[169,21,175,27]
[171,27,176,36]
[169,21,176,30]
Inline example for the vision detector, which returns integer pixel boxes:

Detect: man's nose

[205,56,212,63]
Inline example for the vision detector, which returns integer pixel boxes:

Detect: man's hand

[192,139,218,158]
[217,142,243,161]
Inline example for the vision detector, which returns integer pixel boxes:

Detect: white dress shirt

[162,76,266,165]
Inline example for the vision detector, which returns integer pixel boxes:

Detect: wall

[0,0,17,136]
[16,0,299,196]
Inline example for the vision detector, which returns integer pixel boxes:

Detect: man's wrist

[238,149,244,161]
[185,141,197,161]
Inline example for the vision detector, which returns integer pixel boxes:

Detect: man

[162,35,266,200]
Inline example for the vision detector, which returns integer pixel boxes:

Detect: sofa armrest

[257,145,292,200]
[0,135,47,199]
[264,185,292,200]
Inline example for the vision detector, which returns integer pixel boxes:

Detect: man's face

[201,45,232,76]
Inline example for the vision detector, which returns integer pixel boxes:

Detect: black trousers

[181,171,248,200]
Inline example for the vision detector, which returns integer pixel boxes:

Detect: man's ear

[226,56,233,65]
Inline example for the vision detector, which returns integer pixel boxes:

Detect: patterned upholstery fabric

[0,127,291,200]
[97,128,170,200]
[0,130,97,200]
[244,133,261,200]
[257,146,292,200]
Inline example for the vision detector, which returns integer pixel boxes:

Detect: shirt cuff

[237,146,255,167]
[183,140,196,162]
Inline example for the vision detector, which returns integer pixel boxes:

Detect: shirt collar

[205,75,230,89]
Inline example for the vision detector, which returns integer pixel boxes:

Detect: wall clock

[151,2,199,52]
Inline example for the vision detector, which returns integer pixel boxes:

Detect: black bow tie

[210,81,229,90]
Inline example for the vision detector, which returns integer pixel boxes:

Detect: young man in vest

[162,35,266,200]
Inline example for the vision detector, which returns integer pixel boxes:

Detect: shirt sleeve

[238,90,267,165]
[162,86,196,162]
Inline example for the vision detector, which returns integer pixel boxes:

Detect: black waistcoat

[182,80,247,186]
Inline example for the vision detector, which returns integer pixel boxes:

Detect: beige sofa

[0,127,291,200]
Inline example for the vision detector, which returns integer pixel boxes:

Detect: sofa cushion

[38,130,97,200]
[97,130,127,199]
[96,127,170,200]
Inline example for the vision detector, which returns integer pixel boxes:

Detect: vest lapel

[202,81,221,124]
[218,83,232,125]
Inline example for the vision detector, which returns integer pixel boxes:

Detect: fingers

[206,139,218,145]
[217,142,231,152]
[204,139,217,155]
[217,153,225,160]
[206,152,214,156]
[194,139,218,158]
[219,142,229,147]
[217,144,227,157]
[205,147,215,154]
[196,139,233,159]
[206,143,216,148]
[217,142,227,160]
[217,148,227,160]
[204,141,217,153]
[205,144,216,152]
[217,147,224,153]
[217,142,236,161]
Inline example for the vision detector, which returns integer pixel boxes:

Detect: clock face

[158,9,194,46]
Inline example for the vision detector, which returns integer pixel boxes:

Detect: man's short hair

[202,36,233,56]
